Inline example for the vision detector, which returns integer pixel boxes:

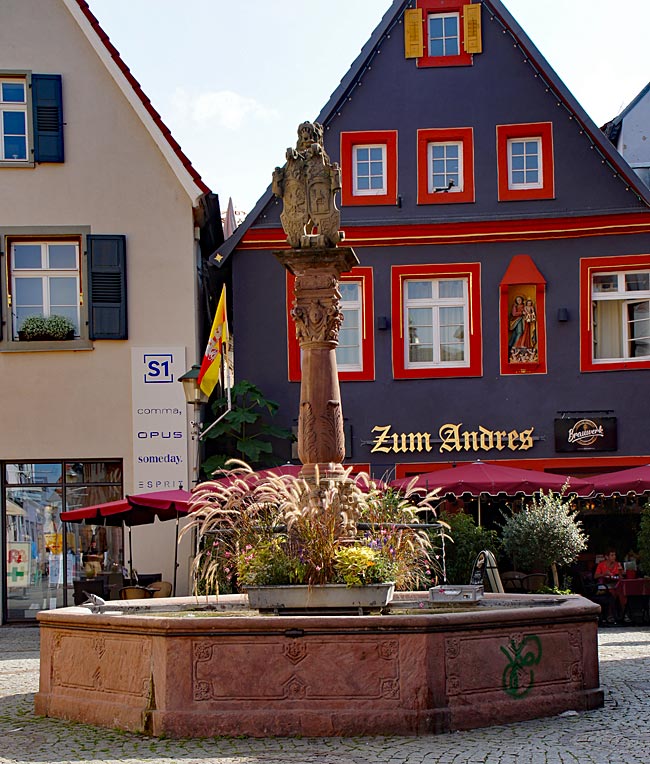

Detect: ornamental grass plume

[180,459,441,595]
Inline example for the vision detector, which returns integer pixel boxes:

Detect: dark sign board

[554,417,617,453]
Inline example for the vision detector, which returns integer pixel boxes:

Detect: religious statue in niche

[272,121,344,249]
[508,292,538,364]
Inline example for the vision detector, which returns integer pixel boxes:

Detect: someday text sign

[131,348,188,491]
[370,423,535,455]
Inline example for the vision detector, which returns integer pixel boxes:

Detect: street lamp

[179,364,209,407]
[179,364,208,486]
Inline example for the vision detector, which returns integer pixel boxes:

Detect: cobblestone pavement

[1,624,648,764]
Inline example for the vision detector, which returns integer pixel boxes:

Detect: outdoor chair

[149,581,173,598]
[501,571,527,592]
[119,586,153,600]
[520,573,547,593]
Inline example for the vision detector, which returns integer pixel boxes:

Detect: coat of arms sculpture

[272,121,344,249]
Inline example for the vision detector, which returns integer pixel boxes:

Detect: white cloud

[171,88,279,131]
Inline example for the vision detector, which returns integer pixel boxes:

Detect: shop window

[496,122,554,201]
[391,262,482,379]
[340,131,398,206]
[499,254,547,375]
[0,232,127,349]
[3,460,123,622]
[580,255,650,372]
[287,267,375,382]
[417,127,474,204]
[0,72,64,165]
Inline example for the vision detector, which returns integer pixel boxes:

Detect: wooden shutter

[32,74,64,163]
[404,8,424,58]
[463,4,482,54]
[88,235,127,340]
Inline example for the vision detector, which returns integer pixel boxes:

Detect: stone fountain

[35,123,604,737]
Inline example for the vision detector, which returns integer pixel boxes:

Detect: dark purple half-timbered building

[213,0,650,488]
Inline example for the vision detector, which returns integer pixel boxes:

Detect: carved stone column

[275,247,359,479]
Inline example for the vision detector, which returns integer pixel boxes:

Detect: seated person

[595,549,623,580]
[594,550,623,623]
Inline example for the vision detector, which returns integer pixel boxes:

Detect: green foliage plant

[181,460,439,595]
[438,510,500,584]
[333,545,397,587]
[501,487,587,589]
[19,314,75,339]
[201,380,294,476]
[637,504,650,574]
[45,314,75,339]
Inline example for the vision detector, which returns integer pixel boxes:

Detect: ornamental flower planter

[18,314,76,341]
[245,582,395,614]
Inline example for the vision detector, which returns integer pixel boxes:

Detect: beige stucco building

[1,0,221,622]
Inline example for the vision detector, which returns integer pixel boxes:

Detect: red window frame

[580,254,650,373]
[496,122,554,202]
[391,262,482,379]
[287,266,375,382]
[416,0,472,68]
[417,127,475,204]
[340,130,398,207]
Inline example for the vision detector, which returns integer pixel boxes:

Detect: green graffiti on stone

[501,634,542,698]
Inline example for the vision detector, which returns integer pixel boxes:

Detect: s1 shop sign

[554,417,617,453]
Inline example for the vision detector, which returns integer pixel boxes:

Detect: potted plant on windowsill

[18,314,76,341]
[182,461,441,612]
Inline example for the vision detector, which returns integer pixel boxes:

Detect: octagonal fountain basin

[35,592,603,738]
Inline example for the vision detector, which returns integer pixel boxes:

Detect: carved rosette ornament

[273,122,359,476]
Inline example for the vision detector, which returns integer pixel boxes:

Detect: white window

[1,79,28,162]
[592,270,650,361]
[427,13,460,57]
[11,241,80,339]
[508,138,542,189]
[336,281,362,371]
[353,144,386,196]
[428,141,463,193]
[405,278,468,367]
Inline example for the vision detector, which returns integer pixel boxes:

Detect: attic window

[0,79,28,161]
[405,1,477,68]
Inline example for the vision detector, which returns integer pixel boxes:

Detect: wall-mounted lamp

[376,316,390,330]
[557,308,570,322]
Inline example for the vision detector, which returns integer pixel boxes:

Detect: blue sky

[87,0,650,214]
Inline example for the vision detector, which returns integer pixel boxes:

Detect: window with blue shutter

[88,235,127,340]
[32,73,64,163]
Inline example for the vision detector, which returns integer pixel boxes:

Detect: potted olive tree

[501,488,587,590]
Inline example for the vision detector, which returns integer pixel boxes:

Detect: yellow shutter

[404,8,424,59]
[463,3,482,54]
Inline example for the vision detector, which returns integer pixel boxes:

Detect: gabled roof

[602,82,650,145]
[212,0,650,266]
[64,0,210,205]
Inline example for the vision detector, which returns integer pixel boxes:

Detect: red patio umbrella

[590,464,650,496]
[61,489,192,593]
[390,461,594,524]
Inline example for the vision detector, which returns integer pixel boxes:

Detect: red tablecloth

[612,578,650,610]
